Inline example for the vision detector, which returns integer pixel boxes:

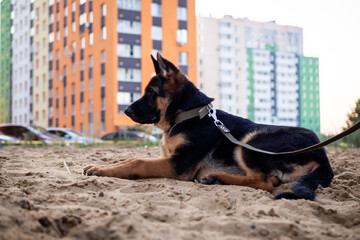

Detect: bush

[343,98,360,147]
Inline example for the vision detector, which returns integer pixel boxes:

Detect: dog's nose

[124,106,133,117]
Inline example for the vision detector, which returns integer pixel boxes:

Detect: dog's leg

[83,157,174,179]
[201,171,275,192]
[275,159,334,201]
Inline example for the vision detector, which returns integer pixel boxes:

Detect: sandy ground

[0,146,359,240]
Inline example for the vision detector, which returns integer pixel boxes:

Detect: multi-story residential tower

[0,0,12,124]
[11,0,33,124]
[50,0,196,136]
[299,56,320,133]
[246,49,300,127]
[198,16,320,134]
[32,0,49,128]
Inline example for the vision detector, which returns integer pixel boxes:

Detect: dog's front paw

[83,165,106,177]
[201,174,223,185]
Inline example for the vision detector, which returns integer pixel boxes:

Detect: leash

[173,104,360,155]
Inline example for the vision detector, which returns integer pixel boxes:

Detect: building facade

[50,0,196,136]
[197,16,320,133]
[299,56,320,133]
[11,0,33,125]
[32,0,50,128]
[0,0,12,124]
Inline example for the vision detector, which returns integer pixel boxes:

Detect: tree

[343,98,360,147]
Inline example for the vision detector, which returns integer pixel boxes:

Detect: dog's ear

[151,54,161,74]
[156,52,179,76]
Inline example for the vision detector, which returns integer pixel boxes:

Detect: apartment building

[32,0,50,128]
[50,0,196,136]
[299,56,320,132]
[197,16,320,133]
[0,0,12,124]
[11,0,33,125]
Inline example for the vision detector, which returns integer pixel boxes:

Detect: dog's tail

[275,155,334,201]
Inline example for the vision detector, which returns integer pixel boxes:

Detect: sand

[0,146,359,240]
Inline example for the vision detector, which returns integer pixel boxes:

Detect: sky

[195,0,360,135]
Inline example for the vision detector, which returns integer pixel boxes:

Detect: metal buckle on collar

[207,104,230,133]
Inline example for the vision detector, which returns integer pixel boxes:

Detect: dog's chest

[160,133,187,157]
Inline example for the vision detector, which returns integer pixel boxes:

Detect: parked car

[0,133,20,144]
[0,124,63,145]
[101,131,158,143]
[46,127,102,145]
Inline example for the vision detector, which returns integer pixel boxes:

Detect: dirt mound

[0,146,359,240]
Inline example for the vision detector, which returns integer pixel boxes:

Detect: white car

[46,128,102,145]
[0,134,20,143]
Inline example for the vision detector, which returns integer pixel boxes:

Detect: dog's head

[125,53,213,131]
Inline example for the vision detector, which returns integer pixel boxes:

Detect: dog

[84,53,334,201]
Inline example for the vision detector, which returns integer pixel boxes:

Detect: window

[151,3,161,17]
[101,74,106,87]
[80,12,87,25]
[49,32,54,43]
[101,51,106,63]
[177,7,187,21]
[118,68,141,82]
[89,33,93,45]
[102,98,106,110]
[178,52,187,66]
[117,0,141,11]
[81,37,85,48]
[101,26,107,40]
[64,26,68,37]
[89,55,93,67]
[89,100,93,113]
[151,26,162,40]
[117,20,141,34]
[177,29,187,45]
[102,4,107,16]
[89,77,93,90]
[117,44,141,58]
[117,92,131,105]
[101,122,105,133]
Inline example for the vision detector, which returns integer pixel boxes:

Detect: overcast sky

[195,0,360,134]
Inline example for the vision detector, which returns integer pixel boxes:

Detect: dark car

[101,131,158,142]
[0,124,63,144]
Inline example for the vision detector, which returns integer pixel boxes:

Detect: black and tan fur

[84,53,334,201]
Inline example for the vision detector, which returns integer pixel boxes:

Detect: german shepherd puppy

[84,53,334,201]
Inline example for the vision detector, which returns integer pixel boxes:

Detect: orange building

[50,0,196,136]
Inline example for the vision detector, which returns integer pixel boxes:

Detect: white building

[11,0,33,124]
[197,16,305,127]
